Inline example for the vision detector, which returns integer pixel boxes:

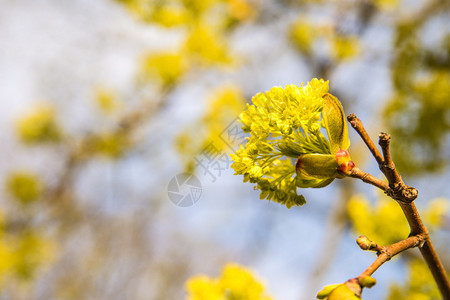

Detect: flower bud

[359,276,377,288]
[335,149,355,175]
[356,236,376,251]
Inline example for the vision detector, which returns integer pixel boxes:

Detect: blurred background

[0,0,449,299]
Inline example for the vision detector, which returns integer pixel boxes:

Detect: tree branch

[347,114,384,166]
[378,133,418,203]
[358,233,427,278]
[348,167,388,191]
[346,114,450,299]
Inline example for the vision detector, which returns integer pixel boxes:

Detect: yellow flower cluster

[231,79,351,208]
[347,194,448,246]
[16,104,61,144]
[140,52,188,88]
[116,0,255,28]
[151,4,191,27]
[139,25,230,87]
[183,24,231,66]
[87,132,130,159]
[95,88,121,115]
[289,20,316,56]
[124,0,257,88]
[332,35,360,61]
[0,226,56,284]
[374,0,399,10]
[226,0,255,25]
[289,19,360,61]
[201,86,246,148]
[385,71,450,175]
[6,171,43,205]
[388,258,442,300]
[185,263,272,300]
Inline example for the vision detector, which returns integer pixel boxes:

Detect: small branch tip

[347,113,357,120]
[378,132,391,144]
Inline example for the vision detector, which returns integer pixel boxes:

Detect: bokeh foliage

[1,0,449,299]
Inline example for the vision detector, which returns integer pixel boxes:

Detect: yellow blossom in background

[115,0,255,28]
[347,194,409,245]
[219,264,271,299]
[186,263,272,300]
[388,258,442,300]
[95,88,121,115]
[374,0,399,10]
[202,85,246,149]
[385,71,450,175]
[6,171,43,205]
[0,228,57,285]
[183,24,231,66]
[186,276,224,300]
[152,4,191,27]
[140,52,188,88]
[181,0,218,16]
[224,0,256,26]
[331,35,360,61]
[176,129,200,173]
[423,198,448,227]
[10,231,57,280]
[0,242,14,284]
[347,194,449,245]
[16,104,61,144]
[289,19,316,56]
[88,132,130,159]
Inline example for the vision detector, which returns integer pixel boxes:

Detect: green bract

[230,78,353,208]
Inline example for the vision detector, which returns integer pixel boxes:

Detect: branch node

[378,132,391,146]
[385,183,418,203]
[347,113,358,126]
[356,236,380,251]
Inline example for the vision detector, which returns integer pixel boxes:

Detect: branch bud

[336,149,355,175]
[356,236,377,251]
[359,276,377,288]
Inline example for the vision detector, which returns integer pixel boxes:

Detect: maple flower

[231,78,354,208]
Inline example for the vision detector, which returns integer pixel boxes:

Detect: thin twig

[378,133,401,184]
[378,133,418,203]
[358,233,427,278]
[348,167,388,191]
[347,114,384,166]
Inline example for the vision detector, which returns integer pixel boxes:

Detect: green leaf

[322,93,350,155]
